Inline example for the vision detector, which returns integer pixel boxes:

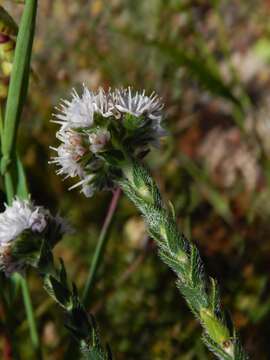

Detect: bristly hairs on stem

[50,85,248,359]
[117,160,248,360]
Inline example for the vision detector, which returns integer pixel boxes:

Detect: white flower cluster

[50,86,165,197]
[0,198,64,276]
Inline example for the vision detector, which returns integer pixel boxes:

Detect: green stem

[1,0,37,166]
[83,187,121,307]
[4,170,14,204]
[4,176,41,356]
[0,102,3,141]
[118,160,248,360]
[20,275,41,356]
[2,158,40,357]
[0,1,41,356]
[40,256,111,359]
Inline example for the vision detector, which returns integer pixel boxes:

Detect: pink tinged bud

[68,132,82,146]
[66,132,86,158]
[89,130,111,153]
[29,211,47,233]
[76,145,86,157]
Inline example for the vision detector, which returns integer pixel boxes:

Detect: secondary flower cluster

[0,198,66,276]
[50,86,165,197]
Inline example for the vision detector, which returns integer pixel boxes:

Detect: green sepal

[11,230,44,267]
[209,277,221,314]
[122,113,142,131]
[100,149,125,166]
[44,274,72,310]
[59,258,68,284]
[37,238,54,274]
[66,302,92,341]
[44,216,65,247]
[202,333,233,360]
[200,308,231,345]
[177,280,208,315]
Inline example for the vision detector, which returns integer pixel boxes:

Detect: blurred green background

[2,0,270,359]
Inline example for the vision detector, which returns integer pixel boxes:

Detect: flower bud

[0,198,67,276]
[89,128,111,153]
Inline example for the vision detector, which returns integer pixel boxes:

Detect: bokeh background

[2,0,270,359]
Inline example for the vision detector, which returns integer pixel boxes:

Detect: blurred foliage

[1,0,270,359]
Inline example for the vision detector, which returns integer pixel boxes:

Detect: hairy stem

[117,160,248,360]
[39,254,111,360]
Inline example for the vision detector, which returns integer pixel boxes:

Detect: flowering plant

[50,86,248,360]
[51,86,164,196]
[0,1,250,358]
[0,198,65,275]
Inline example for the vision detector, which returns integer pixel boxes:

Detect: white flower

[69,174,96,197]
[50,144,85,179]
[50,129,86,179]
[53,86,164,131]
[114,87,163,120]
[0,198,67,276]
[93,88,115,117]
[0,198,48,246]
[53,87,95,130]
[82,183,96,197]
[0,198,48,276]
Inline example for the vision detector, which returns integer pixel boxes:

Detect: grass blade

[1,0,37,176]
[0,1,40,356]
[16,154,28,198]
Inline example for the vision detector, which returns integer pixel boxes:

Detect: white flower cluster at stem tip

[0,198,65,275]
[50,85,165,197]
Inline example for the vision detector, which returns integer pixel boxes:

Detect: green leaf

[209,277,221,314]
[44,275,71,309]
[1,0,37,175]
[38,239,54,273]
[59,258,68,285]
[15,154,28,198]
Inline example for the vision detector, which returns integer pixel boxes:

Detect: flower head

[50,86,166,197]
[0,198,48,245]
[50,130,86,179]
[53,87,96,131]
[114,87,163,120]
[0,198,66,276]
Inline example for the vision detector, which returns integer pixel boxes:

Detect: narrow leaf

[15,154,28,198]
[1,0,37,172]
